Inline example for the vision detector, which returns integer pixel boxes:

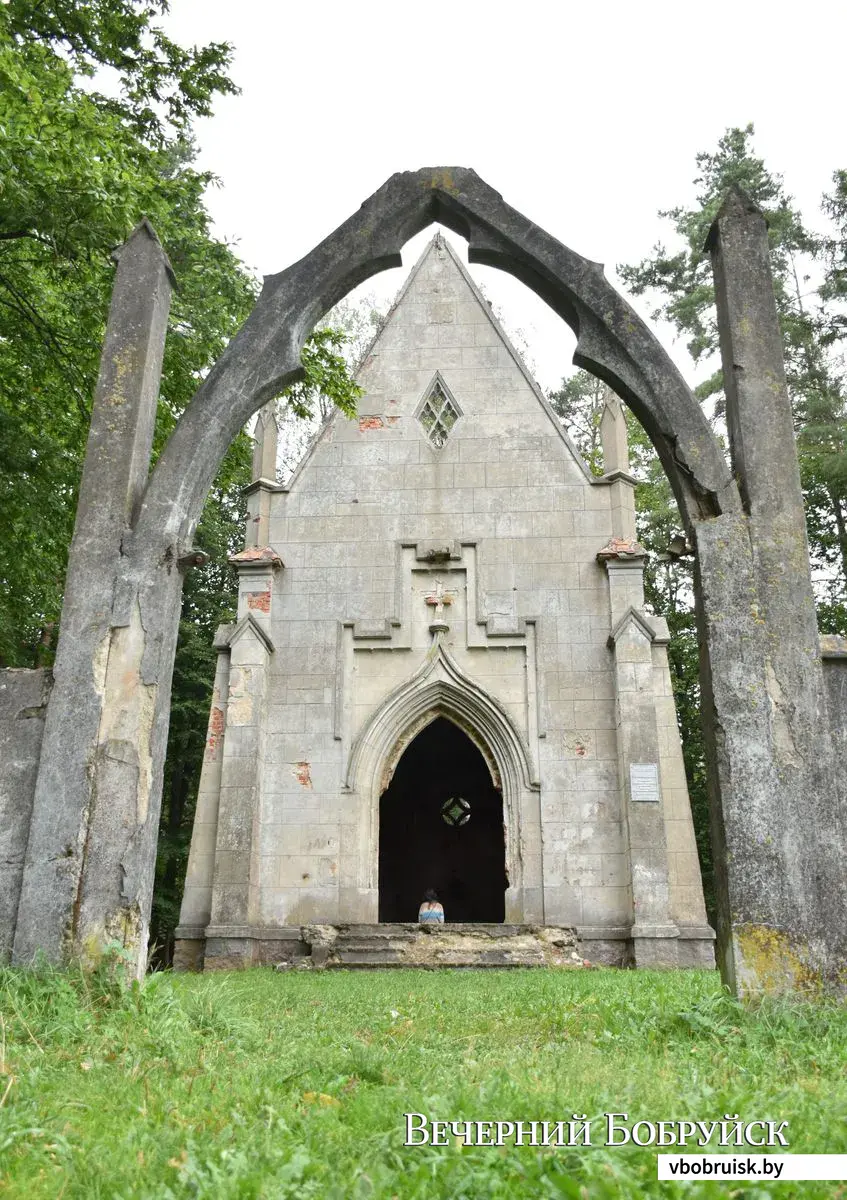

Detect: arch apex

[135,164,735,562]
[345,644,538,798]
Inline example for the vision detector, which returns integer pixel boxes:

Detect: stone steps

[285,923,583,970]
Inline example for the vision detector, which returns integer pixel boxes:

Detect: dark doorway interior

[378,716,506,923]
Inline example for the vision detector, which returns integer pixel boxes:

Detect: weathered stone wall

[0,669,52,960]
[180,234,713,968]
[706,193,846,995]
[263,236,626,930]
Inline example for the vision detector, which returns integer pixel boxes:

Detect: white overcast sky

[162,0,845,392]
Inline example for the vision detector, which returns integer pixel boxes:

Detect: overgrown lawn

[1,965,845,1197]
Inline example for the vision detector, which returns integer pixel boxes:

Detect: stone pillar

[251,403,280,485]
[600,389,637,542]
[172,628,232,971]
[648,617,715,966]
[821,636,847,767]
[602,545,679,966]
[13,221,175,972]
[204,548,281,968]
[245,404,282,549]
[0,669,52,961]
[704,188,845,995]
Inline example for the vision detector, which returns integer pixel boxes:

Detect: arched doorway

[378,717,506,923]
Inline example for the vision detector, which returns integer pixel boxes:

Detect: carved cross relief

[334,542,545,786]
[424,578,457,634]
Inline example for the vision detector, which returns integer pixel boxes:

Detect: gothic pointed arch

[345,641,537,799]
[378,716,508,923]
[132,167,736,563]
[344,642,542,921]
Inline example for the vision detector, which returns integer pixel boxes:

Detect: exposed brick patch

[358,415,384,431]
[385,414,399,425]
[596,536,646,562]
[565,732,593,759]
[205,705,225,757]
[247,589,271,613]
[294,761,312,788]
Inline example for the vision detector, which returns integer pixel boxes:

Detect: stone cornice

[229,546,284,570]
[596,536,647,564]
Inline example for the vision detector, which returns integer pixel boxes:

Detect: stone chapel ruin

[174,235,715,971]
[0,169,844,996]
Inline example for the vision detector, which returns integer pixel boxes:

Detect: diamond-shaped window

[416,375,462,448]
[441,796,471,827]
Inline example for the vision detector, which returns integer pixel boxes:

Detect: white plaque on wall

[630,763,660,802]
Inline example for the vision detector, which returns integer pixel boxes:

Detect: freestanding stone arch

[9,170,845,997]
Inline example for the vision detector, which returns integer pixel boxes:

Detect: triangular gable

[222,613,275,655]
[433,235,595,481]
[607,606,660,649]
[282,235,443,494]
[283,232,597,493]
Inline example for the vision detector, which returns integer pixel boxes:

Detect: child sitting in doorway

[418,889,444,924]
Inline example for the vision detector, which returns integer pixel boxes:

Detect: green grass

[0,963,845,1198]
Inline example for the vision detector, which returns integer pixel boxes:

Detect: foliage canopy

[0,1,362,957]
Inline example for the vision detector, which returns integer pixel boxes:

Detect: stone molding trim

[596,536,647,562]
[820,635,847,659]
[219,612,275,656]
[229,546,284,569]
[607,606,668,650]
[333,541,545,750]
[345,640,538,795]
[343,640,543,922]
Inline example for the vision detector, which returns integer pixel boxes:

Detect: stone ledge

[631,923,680,939]
[180,922,718,972]
[578,923,715,941]
[577,926,631,941]
[242,478,287,496]
[820,634,847,659]
[677,924,717,941]
[190,923,584,971]
[203,925,303,940]
[174,924,206,940]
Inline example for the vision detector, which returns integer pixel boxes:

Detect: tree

[3,0,238,145]
[0,3,362,667]
[549,371,608,475]
[821,170,847,337]
[0,3,362,961]
[550,128,847,920]
[619,124,847,631]
[816,170,847,628]
[0,5,248,664]
[275,301,381,480]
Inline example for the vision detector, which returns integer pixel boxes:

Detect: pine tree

[619,124,847,628]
